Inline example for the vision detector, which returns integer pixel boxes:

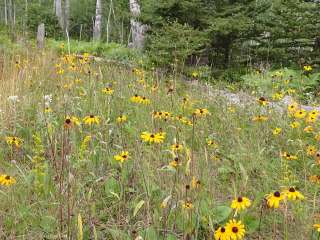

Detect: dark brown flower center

[289,187,295,192]
[5,175,10,180]
[90,115,94,118]
[65,118,71,124]
[232,227,238,233]
[150,134,155,138]
[237,197,243,202]
[274,191,281,197]
[221,227,226,233]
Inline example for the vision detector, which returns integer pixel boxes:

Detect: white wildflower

[7,95,19,103]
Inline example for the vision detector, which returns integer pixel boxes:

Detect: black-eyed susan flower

[252,115,268,122]
[64,116,80,128]
[171,143,183,152]
[287,88,296,95]
[304,125,314,133]
[141,131,165,144]
[214,226,231,240]
[6,136,23,148]
[266,191,284,208]
[306,145,317,156]
[288,102,298,114]
[225,219,246,240]
[83,115,100,125]
[152,111,163,119]
[315,133,320,142]
[140,96,151,105]
[258,97,268,106]
[306,115,317,124]
[294,109,307,119]
[44,107,53,113]
[191,176,201,189]
[102,87,114,95]
[194,108,210,117]
[272,92,284,101]
[182,200,193,210]
[130,94,142,103]
[180,117,193,126]
[281,152,298,160]
[310,109,319,117]
[207,139,218,148]
[169,157,179,168]
[114,151,129,163]
[303,65,312,72]
[182,96,190,105]
[309,175,320,184]
[116,115,127,124]
[192,71,199,78]
[313,223,320,232]
[282,187,304,201]
[315,152,320,164]
[56,68,64,75]
[290,121,300,129]
[0,175,16,186]
[272,127,282,135]
[231,196,251,212]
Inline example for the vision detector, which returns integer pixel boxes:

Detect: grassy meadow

[0,47,320,240]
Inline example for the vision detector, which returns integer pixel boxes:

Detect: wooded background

[0,0,319,71]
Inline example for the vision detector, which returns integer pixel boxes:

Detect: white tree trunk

[93,0,102,41]
[129,0,146,50]
[55,0,64,30]
[64,0,70,33]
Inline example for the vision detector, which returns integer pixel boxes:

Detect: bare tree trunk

[129,0,146,50]
[64,0,70,33]
[13,2,15,25]
[8,0,12,24]
[37,23,45,49]
[24,0,28,34]
[55,0,64,30]
[93,0,102,41]
[4,0,7,25]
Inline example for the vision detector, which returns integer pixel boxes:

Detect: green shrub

[146,21,207,68]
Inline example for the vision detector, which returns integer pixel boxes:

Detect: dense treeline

[0,0,319,71]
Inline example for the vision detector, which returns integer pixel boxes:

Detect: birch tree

[55,0,63,29]
[129,0,146,50]
[93,0,102,41]
[64,0,70,33]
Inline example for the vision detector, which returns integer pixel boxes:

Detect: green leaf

[133,200,145,217]
[212,206,232,223]
[243,215,260,234]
